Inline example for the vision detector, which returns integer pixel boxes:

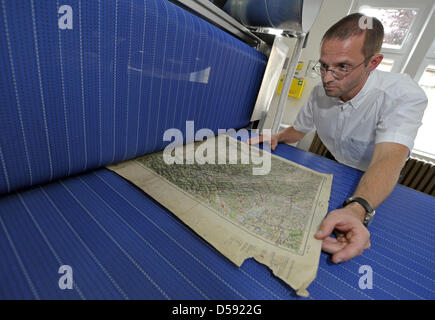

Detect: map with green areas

[137,138,326,254]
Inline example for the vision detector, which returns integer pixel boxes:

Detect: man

[248,13,428,263]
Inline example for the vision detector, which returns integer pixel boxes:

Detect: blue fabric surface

[0,143,433,300]
[0,0,433,300]
[0,0,266,194]
[272,144,435,300]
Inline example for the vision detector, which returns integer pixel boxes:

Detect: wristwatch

[342,197,376,227]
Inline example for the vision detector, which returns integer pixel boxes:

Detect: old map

[107,135,333,296]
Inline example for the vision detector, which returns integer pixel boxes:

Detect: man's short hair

[322,13,384,60]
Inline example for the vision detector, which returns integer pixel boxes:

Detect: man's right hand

[247,134,279,151]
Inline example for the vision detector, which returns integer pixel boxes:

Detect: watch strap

[342,197,375,227]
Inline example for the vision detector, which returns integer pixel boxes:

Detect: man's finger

[270,141,277,151]
[332,231,369,263]
[247,135,263,145]
[321,236,346,254]
[314,213,342,240]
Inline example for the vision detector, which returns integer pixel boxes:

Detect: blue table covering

[1,142,433,300]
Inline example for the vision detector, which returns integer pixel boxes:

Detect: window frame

[411,58,435,161]
[350,0,434,72]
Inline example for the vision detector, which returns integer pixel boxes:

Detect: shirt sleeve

[293,88,316,134]
[375,80,428,151]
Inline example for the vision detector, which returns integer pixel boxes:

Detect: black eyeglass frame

[312,56,373,80]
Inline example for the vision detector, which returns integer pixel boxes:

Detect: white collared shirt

[293,69,428,171]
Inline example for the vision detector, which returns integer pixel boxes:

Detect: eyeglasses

[312,56,372,80]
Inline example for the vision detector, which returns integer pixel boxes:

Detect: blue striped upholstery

[0,143,433,299]
[0,0,266,194]
[1,0,432,301]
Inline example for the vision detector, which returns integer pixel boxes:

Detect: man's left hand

[314,207,371,263]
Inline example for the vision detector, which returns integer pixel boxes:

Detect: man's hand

[247,134,279,151]
[315,206,370,263]
[315,142,407,263]
[247,127,306,151]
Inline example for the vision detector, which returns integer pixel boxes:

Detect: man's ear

[368,54,384,72]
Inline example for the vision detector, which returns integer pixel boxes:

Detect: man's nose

[323,70,335,83]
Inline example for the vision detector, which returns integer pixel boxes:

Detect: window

[412,36,435,160]
[413,65,435,158]
[359,7,418,50]
[377,58,394,72]
[352,0,433,73]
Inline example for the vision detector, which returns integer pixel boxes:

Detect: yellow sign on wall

[276,75,306,99]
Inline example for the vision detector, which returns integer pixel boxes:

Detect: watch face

[364,210,375,227]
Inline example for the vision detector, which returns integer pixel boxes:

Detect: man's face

[320,34,370,101]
